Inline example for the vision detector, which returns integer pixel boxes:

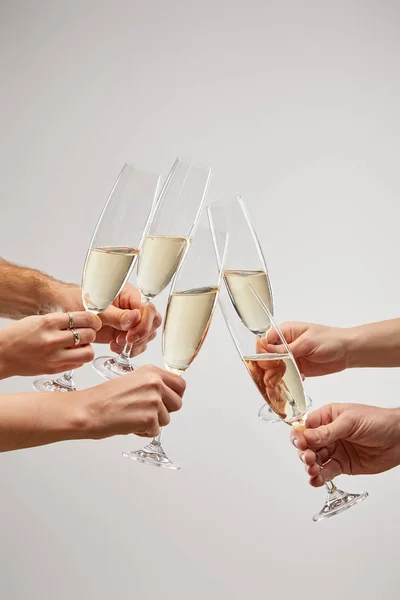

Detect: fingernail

[300,452,306,463]
[292,437,299,448]
[306,430,320,444]
[122,312,137,329]
[122,315,132,330]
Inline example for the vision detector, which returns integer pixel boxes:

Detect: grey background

[1,1,399,598]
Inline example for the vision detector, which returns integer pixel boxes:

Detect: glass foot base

[258,396,313,423]
[258,404,282,423]
[123,441,180,470]
[92,356,137,380]
[33,377,76,393]
[313,488,368,522]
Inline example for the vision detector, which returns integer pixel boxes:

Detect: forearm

[0,390,90,452]
[0,258,82,318]
[346,319,400,368]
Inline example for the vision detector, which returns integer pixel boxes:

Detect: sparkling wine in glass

[208,196,303,423]
[95,157,212,379]
[123,226,227,469]
[208,195,274,337]
[218,284,368,522]
[33,164,160,392]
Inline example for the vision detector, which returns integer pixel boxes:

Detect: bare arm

[0,257,82,319]
[0,365,185,452]
[346,319,400,368]
[272,319,400,378]
[0,390,85,452]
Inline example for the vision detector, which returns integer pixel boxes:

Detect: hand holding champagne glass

[123,226,227,469]
[33,164,160,392]
[218,284,368,522]
[97,157,212,379]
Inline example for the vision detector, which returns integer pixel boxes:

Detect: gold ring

[67,311,74,329]
[70,328,80,347]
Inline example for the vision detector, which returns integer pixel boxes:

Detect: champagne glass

[208,196,292,423]
[208,195,274,337]
[218,284,368,522]
[123,226,227,469]
[95,157,212,379]
[33,164,161,392]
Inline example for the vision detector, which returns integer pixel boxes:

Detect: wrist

[0,330,13,380]
[65,390,96,440]
[383,407,400,466]
[69,386,109,440]
[0,357,12,381]
[342,326,364,369]
[49,281,82,313]
[392,407,400,443]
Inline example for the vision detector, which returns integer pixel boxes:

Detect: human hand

[0,311,101,378]
[262,322,351,378]
[95,284,162,357]
[77,364,186,439]
[246,352,288,419]
[290,403,400,486]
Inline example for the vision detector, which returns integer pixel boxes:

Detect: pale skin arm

[0,365,185,452]
[346,319,400,368]
[0,390,86,451]
[266,318,400,378]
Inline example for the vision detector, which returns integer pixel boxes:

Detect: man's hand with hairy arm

[0,259,162,359]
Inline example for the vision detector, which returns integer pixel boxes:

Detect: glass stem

[56,369,75,388]
[154,429,163,444]
[116,344,131,366]
[324,480,337,493]
[116,294,151,365]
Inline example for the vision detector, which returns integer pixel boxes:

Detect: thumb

[304,413,352,449]
[100,305,141,331]
[264,337,305,357]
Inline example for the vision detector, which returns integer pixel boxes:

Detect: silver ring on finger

[67,311,74,329]
[70,328,80,347]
